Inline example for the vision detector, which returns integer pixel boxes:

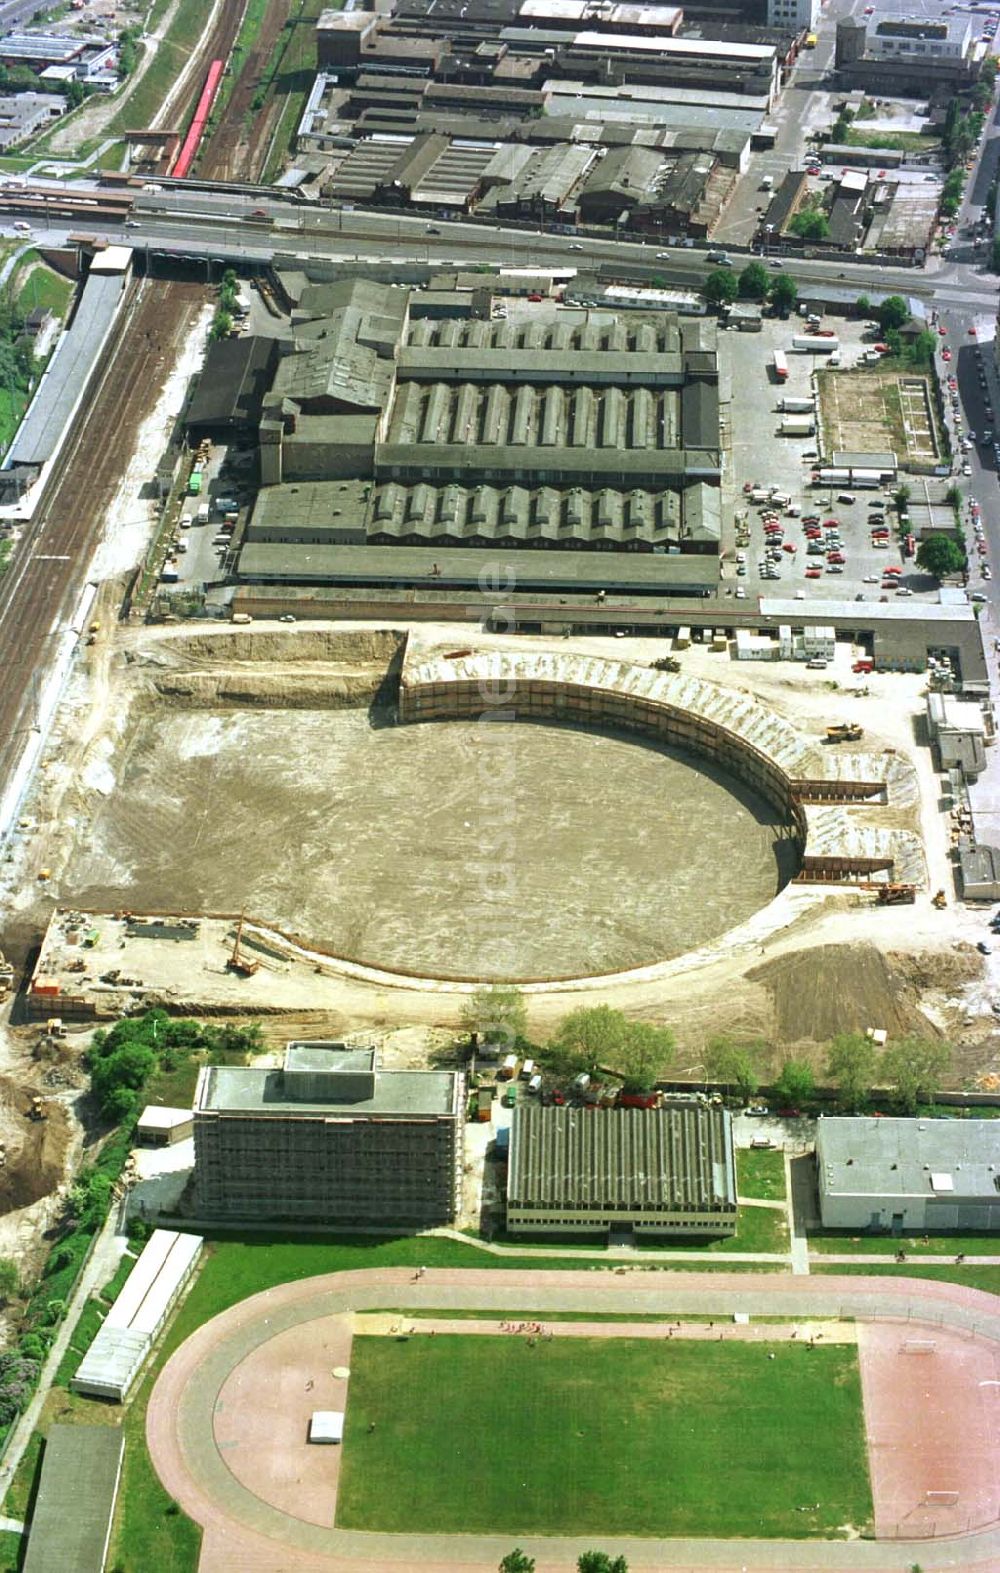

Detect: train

[171,59,225,180]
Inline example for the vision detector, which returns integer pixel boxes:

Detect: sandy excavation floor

[3,619,998,1080]
[65,707,794,981]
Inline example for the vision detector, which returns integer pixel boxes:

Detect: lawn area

[337,1335,872,1538]
[15,256,74,320]
[107,0,209,135]
[809,1231,1000,1257]
[843,127,937,154]
[0,1530,21,1571]
[736,1147,787,1201]
[812,1262,1000,1296]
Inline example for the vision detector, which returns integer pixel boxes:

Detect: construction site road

[0,278,207,843]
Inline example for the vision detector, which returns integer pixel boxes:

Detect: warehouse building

[816,1117,1000,1232]
[233,274,723,596]
[506,1103,737,1238]
[193,1043,465,1226]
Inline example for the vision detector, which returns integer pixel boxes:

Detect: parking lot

[722,315,943,608]
[158,440,257,595]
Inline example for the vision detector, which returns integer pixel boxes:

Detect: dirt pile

[0,1078,74,1212]
[153,671,388,708]
[167,628,405,669]
[747,941,940,1045]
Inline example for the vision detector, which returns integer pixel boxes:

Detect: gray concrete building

[506,1103,737,1238]
[816,1117,1000,1232]
[193,1043,465,1226]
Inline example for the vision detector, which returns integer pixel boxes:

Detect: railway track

[0,279,206,816]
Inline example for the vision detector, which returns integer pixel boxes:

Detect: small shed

[309,1411,345,1443]
[137,1105,194,1145]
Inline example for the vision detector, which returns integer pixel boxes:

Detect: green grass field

[736,1148,786,1201]
[15,259,74,320]
[809,1231,1000,1256]
[337,1334,872,1539]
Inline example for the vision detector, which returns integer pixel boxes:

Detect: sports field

[336,1333,873,1539]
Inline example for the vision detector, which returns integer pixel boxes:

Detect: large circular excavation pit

[71,709,798,980]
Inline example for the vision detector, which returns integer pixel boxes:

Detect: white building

[768,0,818,34]
[866,13,972,64]
[816,1117,1000,1232]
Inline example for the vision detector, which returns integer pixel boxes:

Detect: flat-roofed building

[816,1117,1000,1232]
[507,1103,737,1238]
[194,1043,465,1226]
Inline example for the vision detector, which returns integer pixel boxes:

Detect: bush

[0,1353,39,1426]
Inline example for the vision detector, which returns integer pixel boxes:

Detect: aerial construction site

[2,617,987,1069]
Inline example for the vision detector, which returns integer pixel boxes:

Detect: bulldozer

[932,889,947,910]
[825,723,864,744]
[28,1096,46,1122]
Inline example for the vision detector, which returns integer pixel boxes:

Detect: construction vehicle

[227,911,260,977]
[932,889,947,909]
[650,656,682,673]
[825,723,864,743]
[28,1097,45,1122]
[876,884,916,906]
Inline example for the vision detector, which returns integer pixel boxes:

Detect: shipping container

[792,336,839,353]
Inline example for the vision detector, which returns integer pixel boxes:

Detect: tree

[705,1037,762,1103]
[703,268,738,310]
[855,294,871,316]
[771,1059,815,1107]
[905,330,936,369]
[615,1020,675,1093]
[738,261,769,300]
[825,1032,878,1111]
[880,1037,952,1114]
[546,1007,673,1090]
[460,984,527,1052]
[768,272,798,316]
[578,1556,629,1573]
[0,1259,19,1305]
[788,209,830,241]
[875,295,909,333]
[916,534,965,580]
[499,1553,535,1573]
[991,235,1000,275]
[892,483,911,511]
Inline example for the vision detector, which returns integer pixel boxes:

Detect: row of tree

[501,1553,627,1573]
[703,264,797,315]
[463,989,954,1113]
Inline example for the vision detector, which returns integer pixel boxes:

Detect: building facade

[816,1117,1000,1232]
[506,1102,737,1237]
[194,1043,465,1226]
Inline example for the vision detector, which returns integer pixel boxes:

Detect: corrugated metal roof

[508,1104,736,1211]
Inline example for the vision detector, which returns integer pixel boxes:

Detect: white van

[12,221,31,234]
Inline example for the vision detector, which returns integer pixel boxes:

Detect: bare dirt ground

[5,621,998,1082]
[817,368,941,467]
